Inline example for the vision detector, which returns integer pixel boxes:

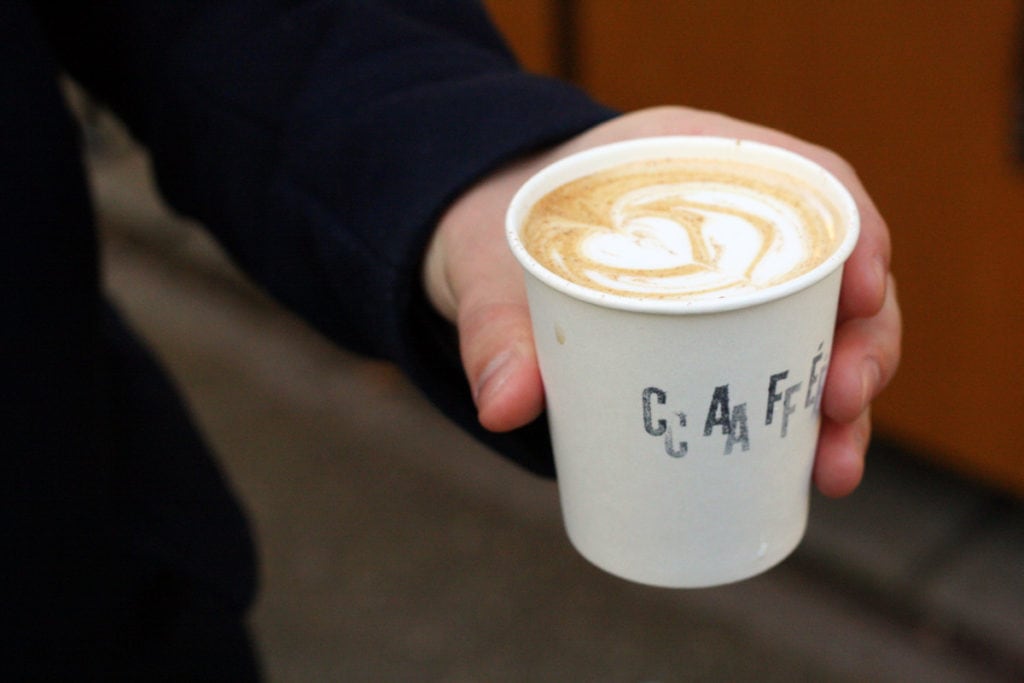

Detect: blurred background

[81,1,1022,680]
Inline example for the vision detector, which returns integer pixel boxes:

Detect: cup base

[563,516,807,589]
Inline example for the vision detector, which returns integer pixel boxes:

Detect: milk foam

[520,159,843,302]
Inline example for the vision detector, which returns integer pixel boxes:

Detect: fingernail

[861,358,882,409]
[874,256,888,301]
[474,349,515,408]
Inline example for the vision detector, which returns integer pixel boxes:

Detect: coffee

[506,137,861,587]
[519,157,845,303]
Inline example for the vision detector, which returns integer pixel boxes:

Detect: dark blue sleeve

[38,1,617,475]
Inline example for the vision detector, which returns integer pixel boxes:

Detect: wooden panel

[483,0,561,77]
[568,1,1024,495]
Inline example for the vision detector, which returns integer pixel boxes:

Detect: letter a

[703,385,732,436]
[725,404,750,454]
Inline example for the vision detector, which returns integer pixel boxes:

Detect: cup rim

[505,135,860,314]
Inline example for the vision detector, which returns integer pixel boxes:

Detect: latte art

[520,159,844,302]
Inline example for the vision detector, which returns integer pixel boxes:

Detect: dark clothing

[3,0,615,677]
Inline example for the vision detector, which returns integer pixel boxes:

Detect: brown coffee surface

[520,158,844,301]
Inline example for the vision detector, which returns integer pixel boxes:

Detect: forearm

[38,0,616,472]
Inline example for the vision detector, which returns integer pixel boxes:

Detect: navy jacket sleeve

[36,1,618,476]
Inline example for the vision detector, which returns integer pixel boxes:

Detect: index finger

[796,148,892,323]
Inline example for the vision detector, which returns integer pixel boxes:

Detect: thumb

[422,148,562,434]
[457,297,545,432]
[422,179,547,434]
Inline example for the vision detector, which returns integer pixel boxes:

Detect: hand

[423,106,901,498]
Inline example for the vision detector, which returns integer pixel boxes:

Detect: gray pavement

[89,120,1022,682]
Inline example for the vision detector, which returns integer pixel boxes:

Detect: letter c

[642,387,667,436]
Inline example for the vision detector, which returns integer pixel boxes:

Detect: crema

[519,158,844,303]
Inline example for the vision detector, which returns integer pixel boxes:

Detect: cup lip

[505,135,861,315]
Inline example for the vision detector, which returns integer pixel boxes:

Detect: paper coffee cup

[506,136,859,588]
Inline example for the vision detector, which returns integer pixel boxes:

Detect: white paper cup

[506,136,859,588]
